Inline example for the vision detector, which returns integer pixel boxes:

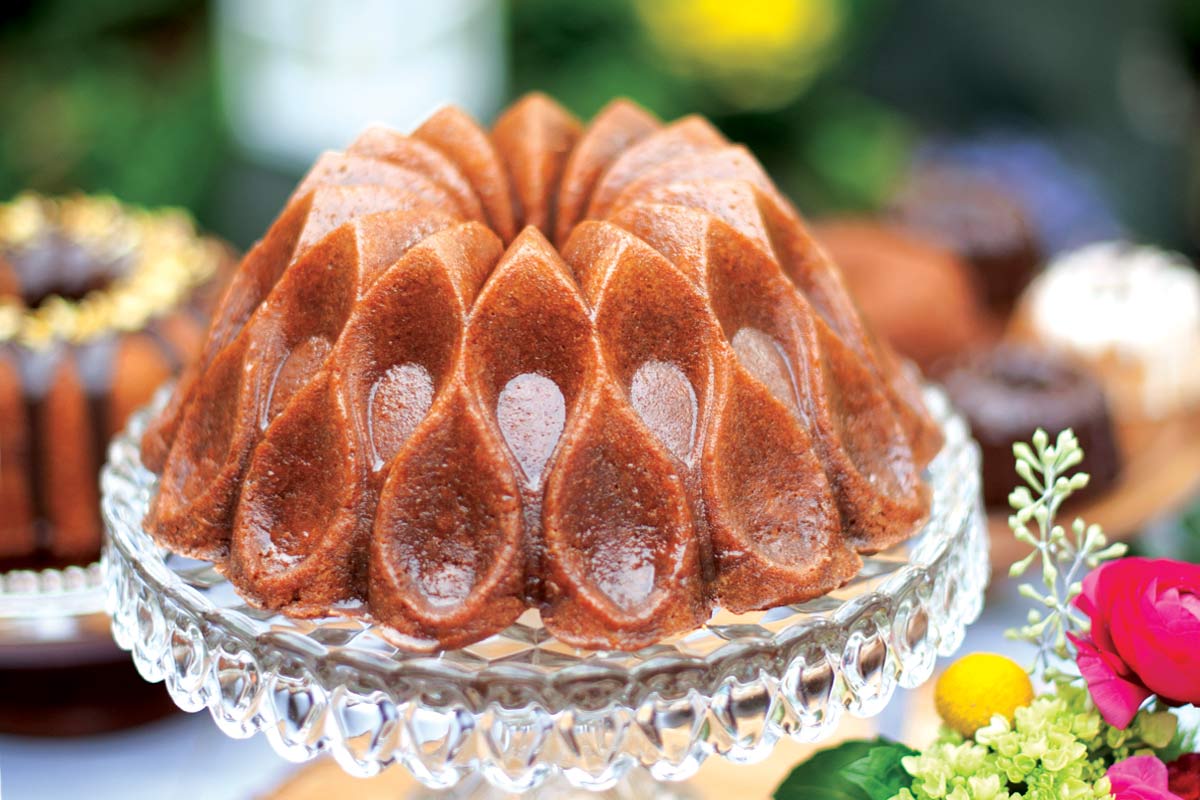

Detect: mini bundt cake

[939,344,1121,507]
[0,194,230,568]
[142,94,944,652]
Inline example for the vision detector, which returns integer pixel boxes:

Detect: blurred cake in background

[815,218,992,372]
[910,134,1124,257]
[890,167,1042,317]
[1010,242,1200,422]
[940,343,1122,507]
[0,194,231,569]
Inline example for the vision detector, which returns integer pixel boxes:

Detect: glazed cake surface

[143,94,943,651]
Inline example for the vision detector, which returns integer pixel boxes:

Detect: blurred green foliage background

[1,0,1198,255]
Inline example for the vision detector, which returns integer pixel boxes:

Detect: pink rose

[1068,558,1200,729]
[1108,755,1186,800]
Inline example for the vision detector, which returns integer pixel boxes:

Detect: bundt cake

[939,344,1121,507]
[814,218,992,372]
[142,94,944,652]
[891,167,1042,316]
[0,193,230,568]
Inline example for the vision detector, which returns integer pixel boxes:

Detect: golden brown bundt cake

[0,194,231,568]
[142,94,943,652]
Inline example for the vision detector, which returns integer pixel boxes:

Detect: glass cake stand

[102,387,988,794]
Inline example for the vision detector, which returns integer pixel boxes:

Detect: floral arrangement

[776,430,1200,800]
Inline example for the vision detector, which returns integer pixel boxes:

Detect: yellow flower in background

[934,653,1034,739]
[634,0,846,110]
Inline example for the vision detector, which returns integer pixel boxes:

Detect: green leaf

[843,742,919,799]
[774,738,915,800]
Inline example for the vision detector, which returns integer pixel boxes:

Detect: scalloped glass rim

[102,385,989,791]
[0,561,105,619]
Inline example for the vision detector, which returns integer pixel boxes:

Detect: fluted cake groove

[142,93,943,652]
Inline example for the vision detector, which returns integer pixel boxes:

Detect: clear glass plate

[102,386,988,793]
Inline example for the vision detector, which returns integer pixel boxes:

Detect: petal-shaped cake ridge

[228,222,504,620]
[226,372,363,612]
[702,225,928,547]
[148,225,364,556]
[542,377,704,649]
[144,94,943,652]
[462,227,596,605]
[608,146,780,217]
[751,194,943,464]
[554,99,660,248]
[608,201,929,553]
[553,221,713,646]
[563,221,717,523]
[371,382,525,650]
[611,190,941,466]
[704,364,860,611]
[141,183,458,470]
[585,116,727,222]
[622,178,777,258]
[347,126,487,223]
[142,193,313,470]
[336,221,500,481]
[415,106,518,243]
[491,93,582,239]
[290,153,472,221]
[148,212,469,556]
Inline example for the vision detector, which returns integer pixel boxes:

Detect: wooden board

[262,716,878,800]
[988,410,1200,576]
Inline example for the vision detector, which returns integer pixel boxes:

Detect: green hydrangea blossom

[891,681,1176,800]
[893,740,1016,800]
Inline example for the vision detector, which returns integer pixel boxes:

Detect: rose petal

[1180,592,1200,624]
[1077,560,1125,653]
[1109,755,1184,800]
[1112,755,1171,786]
[1075,636,1153,729]
[1154,591,1200,638]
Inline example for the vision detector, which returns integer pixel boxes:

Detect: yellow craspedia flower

[934,653,1034,738]
[633,0,845,110]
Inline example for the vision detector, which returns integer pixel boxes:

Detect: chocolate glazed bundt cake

[0,194,230,569]
[142,94,944,652]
